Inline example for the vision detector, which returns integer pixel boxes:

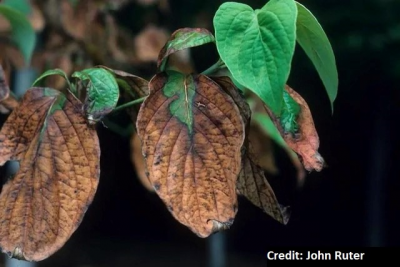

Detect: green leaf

[280,90,301,134]
[72,68,119,123]
[296,2,338,111]
[32,68,72,90]
[214,0,297,115]
[2,0,31,15]
[0,5,36,64]
[158,28,215,71]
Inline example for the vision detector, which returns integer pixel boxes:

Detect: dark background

[2,0,400,266]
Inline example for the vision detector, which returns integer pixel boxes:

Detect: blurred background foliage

[0,0,399,266]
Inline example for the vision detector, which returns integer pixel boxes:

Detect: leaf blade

[0,88,100,261]
[214,0,297,115]
[296,2,338,110]
[0,5,36,64]
[136,72,245,237]
[72,68,119,122]
[158,28,215,71]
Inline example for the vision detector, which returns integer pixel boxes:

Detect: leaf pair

[214,0,338,116]
[136,71,289,237]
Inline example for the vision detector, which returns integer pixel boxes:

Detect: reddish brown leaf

[283,86,324,171]
[237,150,290,224]
[0,88,100,261]
[266,85,324,172]
[131,133,154,192]
[136,72,245,237]
[211,77,288,223]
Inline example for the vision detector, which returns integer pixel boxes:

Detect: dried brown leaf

[282,86,324,171]
[0,88,100,261]
[211,77,288,223]
[135,25,169,63]
[237,151,290,224]
[266,86,324,172]
[136,72,245,237]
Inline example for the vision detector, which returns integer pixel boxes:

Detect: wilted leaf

[99,66,148,98]
[99,66,149,123]
[237,151,290,224]
[267,85,324,171]
[158,28,215,71]
[0,4,36,64]
[136,71,245,237]
[0,87,100,261]
[72,68,119,123]
[296,2,338,111]
[214,0,297,114]
[131,133,153,192]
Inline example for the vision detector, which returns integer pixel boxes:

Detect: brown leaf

[135,25,169,63]
[210,76,251,126]
[237,150,290,224]
[29,3,45,31]
[267,86,324,172]
[212,77,288,223]
[136,72,245,237]
[0,64,10,102]
[0,95,19,114]
[283,86,324,171]
[60,0,98,41]
[0,63,18,114]
[0,88,100,261]
[131,133,154,192]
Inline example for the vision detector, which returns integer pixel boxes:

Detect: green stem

[112,96,147,113]
[201,59,226,76]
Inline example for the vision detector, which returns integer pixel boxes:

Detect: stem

[112,96,147,113]
[201,59,226,76]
